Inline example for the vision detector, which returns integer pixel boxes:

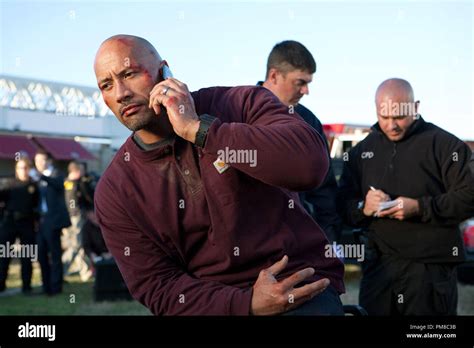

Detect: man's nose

[115,81,133,103]
[388,118,398,129]
[301,85,309,95]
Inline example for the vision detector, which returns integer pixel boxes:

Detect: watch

[195,114,216,148]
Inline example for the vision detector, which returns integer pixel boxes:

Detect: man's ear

[268,68,279,85]
[415,100,420,113]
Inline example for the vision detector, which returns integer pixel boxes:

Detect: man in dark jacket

[0,157,39,294]
[259,40,341,243]
[339,78,474,315]
[93,34,344,315]
[33,149,71,295]
[63,161,94,280]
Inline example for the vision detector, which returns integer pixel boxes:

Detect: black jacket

[38,169,71,230]
[339,116,474,262]
[295,104,341,242]
[0,179,39,219]
[64,175,96,216]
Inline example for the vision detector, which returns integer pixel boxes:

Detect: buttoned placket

[172,141,203,195]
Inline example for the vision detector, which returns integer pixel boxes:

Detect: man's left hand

[149,78,200,143]
[377,196,420,220]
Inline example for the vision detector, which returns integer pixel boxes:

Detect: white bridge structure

[0,74,130,175]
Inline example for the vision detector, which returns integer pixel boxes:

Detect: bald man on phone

[93,35,344,316]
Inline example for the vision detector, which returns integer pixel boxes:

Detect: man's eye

[101,83,112,91]
[124,71,135,78]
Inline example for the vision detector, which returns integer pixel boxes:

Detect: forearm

[418,190,474,225]
[105,236,253,315]
[346,199,372,226]
[419,145,474,225]
[203,117,329,190]
[40,175,64,190]
[139,272,253,316]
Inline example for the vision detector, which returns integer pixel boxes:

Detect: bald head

[94,34,168,133]
[94,34,162,74]
[105,34,159,53]
[375,78,414,107]
[375,78,420,142]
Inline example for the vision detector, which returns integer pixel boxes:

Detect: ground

[0,262,473,315]
[0,262,149,315]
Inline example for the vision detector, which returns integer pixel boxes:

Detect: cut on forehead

[375,78,414,102]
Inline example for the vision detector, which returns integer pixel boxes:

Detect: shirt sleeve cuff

[195,114,217,148]
[229,288,253,315]
[418,196,430,222]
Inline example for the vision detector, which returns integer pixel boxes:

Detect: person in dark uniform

[258,40,341,243]
[0,157,39,294]
[32,149,71,295]
[64,162,95,218]
[339,78,474,315]
[62,161,95,280]
[82,211,110,263]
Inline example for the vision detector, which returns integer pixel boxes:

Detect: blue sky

[1,0,472,139]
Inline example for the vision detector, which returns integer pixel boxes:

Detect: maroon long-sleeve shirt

[95,85,345,315]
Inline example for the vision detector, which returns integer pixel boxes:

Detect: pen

[369,186,378,217]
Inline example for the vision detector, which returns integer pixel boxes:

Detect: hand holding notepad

[369,186,401,216]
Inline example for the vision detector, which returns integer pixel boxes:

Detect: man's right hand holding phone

[148,77,201,144]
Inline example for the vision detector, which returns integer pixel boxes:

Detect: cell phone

[162,65,173,80]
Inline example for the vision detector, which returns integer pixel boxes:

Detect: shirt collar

[125,134,177,162]
[132,133,175,151]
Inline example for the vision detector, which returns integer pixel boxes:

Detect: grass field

[1,261,473,315]
[0,262,150,315]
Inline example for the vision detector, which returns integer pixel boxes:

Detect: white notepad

[378,200,400,211]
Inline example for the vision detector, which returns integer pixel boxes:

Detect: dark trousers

[282,285,344,316]
[359,251,458,315]
[37,221,63,294]
[0,217,36,291]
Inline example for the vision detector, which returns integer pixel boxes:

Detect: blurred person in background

[0,157,39,294]
[82,209,112,274]
[62,161,94,281]
[32,149,71,295]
